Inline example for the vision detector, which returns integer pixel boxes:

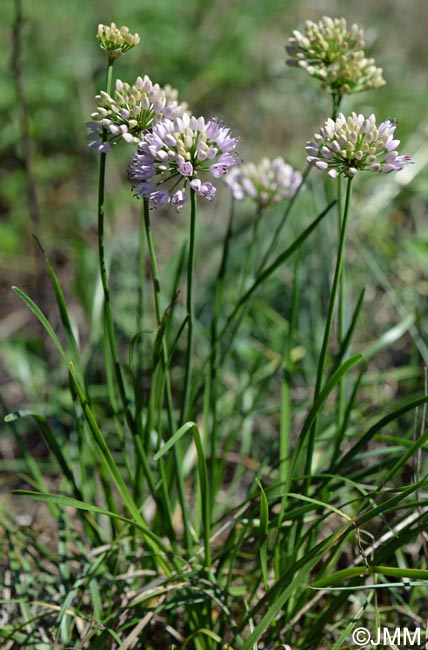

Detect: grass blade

[11,286,68,365]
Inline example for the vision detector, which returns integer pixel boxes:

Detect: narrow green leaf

[285,492,353,521]
[67,365,144,526]
[5,410,82,501]
[310,581,428,591]
[256,479,269,591]
[240,526,351,650]
[382,422,428,484]
[11,286,68,365]
[155,421,211,569]
[12,490,172,558]
[182,628,234,649]
[311,565,428,589]
[355,479,425,527]
[333,287,365,370]
[33,235,81,367]
[334,393,428,473]
[292,353,364,471]
[154,421,196,460]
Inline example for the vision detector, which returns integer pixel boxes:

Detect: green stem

[143,198,176,439]
[136,201,146,344]
[209,198,235,508]
[304,176,353,482]
[181,188,197,425]
[97,60,134,435]
[143,197,192,550]
[336,173,346,431]
[143,198,162,324]
[274,248,301,578]
[331,93,342,120]
[244,205,262,285]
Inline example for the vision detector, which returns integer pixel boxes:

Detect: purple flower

[152,190,170,208]
[190,179,217,201]
[129,114,239,209]
[171,190,187,210]
[178,159,194,176]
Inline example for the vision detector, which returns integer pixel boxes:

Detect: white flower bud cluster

[97,23,140,59]
[87,76,187,153]
[286,16,385,95]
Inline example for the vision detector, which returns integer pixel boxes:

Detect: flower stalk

[304,176,353,482]
[97,58,135,435]
[181,188,197,425]
[141,197,192,548]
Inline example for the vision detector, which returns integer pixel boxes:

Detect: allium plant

[286,16,385,98]
[97,22,140,59]
[304,111,412,483]
[224,157,302,208]
[87,76,187,152]
[9,12,426,650]
[129,114,240,210]
[306,112,412,178]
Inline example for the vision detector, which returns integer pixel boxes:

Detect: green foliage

[2,2,428,649]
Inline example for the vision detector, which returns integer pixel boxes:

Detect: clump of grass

[2,11,428,650]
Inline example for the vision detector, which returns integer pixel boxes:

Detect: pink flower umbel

[129,114,240,209]
[306,113,412,178]
[224,157,302,209]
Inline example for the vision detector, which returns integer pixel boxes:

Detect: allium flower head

[87,76,187,153]
[224,157,302,208]
[286,16,385,95]
[129,114,240,210]
[97,23,140,59]
[306,112,412,178]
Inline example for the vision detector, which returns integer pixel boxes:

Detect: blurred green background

[1,0,428,414]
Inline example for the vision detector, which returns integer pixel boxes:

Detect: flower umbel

[286,16,385,95]
[306,112,412,178]
[87,76,187,153]
[129,114,240,210]
[97,23,140,59]
[224,157,302,208]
